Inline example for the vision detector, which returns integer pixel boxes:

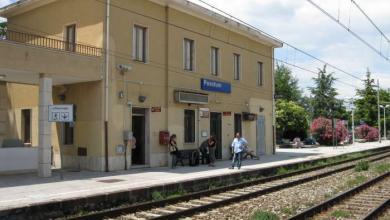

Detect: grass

[250,211,279,220]
[166,188,186,199]
[331,210,352,218]
[276,167,289,175]
[373,163,390,174]
[281,207,294,215]
[346,175,367,188]
[151,191,164,201]
[354,160,370,172]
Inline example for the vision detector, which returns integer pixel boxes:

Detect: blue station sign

[201,78,231,93]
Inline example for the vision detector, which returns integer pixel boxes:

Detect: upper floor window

[183,38,195,71]
[65,24,76,52]
[133,25,147,62]
[258,62,264,86]
[233,53,241,80]
[210,47,219,76]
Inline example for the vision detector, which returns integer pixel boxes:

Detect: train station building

[0,0,282,176]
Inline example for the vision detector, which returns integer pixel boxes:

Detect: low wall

[0,147,37,173]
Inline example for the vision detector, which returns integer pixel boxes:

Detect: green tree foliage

[275,64,302,102]
[276,100,309,140]
[355,70,377,126]
[0,22,6,37]
[309,65,347,119]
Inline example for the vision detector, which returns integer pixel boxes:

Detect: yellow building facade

[0,0,281,174]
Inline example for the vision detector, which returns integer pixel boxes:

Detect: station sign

[201,78,231,93]
[48,104,74,122]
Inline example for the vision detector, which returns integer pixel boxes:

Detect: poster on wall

[199,108,210,118]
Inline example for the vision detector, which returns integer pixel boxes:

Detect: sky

[1,0,389,99]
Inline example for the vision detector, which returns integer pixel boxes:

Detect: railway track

[288,171,390,220]
[70,150,390,220]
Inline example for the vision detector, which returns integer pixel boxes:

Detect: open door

[132,108,146,165]
[210,112,222,159]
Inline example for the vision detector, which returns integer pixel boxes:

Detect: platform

[0,141,389,213]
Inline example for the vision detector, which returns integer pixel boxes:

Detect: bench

[176,149,199,166]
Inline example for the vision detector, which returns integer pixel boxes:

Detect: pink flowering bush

[310,117,348,145]
[355,124,379,142]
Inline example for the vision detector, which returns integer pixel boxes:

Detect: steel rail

[288,171,390,220]
[361,198,389,220]
[70,149,390,220]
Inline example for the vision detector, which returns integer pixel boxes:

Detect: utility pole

[377,79,381,143]
[352,108,355,144]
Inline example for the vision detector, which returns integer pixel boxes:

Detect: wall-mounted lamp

[118,91,124,99]
[259,106,265,112]
[58,94,66,101]
[117,64,132,74]
[138,95,146,103]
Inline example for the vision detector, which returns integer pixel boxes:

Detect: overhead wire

[307,0,390,62]
[195,0,364,81]
[94,0,362,90]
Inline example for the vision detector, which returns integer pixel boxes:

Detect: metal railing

[0,28,102,57]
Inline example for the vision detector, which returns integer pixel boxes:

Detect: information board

[48,105,74,122]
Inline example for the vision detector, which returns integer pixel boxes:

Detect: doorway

[234,113,242,135]
[210,112,222,159]
[256,115,266,156]
[21,109,31,144]
[132,108,146,165]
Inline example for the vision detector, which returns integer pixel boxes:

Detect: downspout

[271,47,276,155]
[165,6,169,137]
[104,0,110,172]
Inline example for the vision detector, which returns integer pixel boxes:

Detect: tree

[276,100,309,140]
[355,70,377,126]
[275,64,302,102]
[310,117,348,145]
[0,22,6,37]
[309,65,346,119]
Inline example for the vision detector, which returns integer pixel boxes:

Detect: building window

[258,62,263,86]
[65,24,76,52]
[63,122,74,145]
[184,109,195,143]
[21,109,31,144]
[233,53,241,80]
[210,47,219,76]
[133,25,147,62]
[183,38,195,71]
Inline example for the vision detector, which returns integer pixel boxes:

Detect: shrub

[151,191,164,201]
[354,160,370,172]
[250,211,279,220]
[355,124,379,142]
[310,117,348,145]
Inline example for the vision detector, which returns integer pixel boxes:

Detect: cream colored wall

[7,0,104,48]
[105,1,275,167]
[2,0,275,171]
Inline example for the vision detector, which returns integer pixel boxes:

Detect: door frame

[131,107,150,167]
[256,115,266,156]
[210,112,222,159]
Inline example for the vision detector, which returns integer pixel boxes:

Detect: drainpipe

[165,6,170,154]
[104,0,110,172]
[271,48,276,154]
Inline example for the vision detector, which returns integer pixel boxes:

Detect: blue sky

[1,0,389,98]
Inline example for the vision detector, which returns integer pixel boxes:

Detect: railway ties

[289,172,390,220]
[71,149,390,220]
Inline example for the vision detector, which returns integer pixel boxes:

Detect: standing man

[229,132,248,170]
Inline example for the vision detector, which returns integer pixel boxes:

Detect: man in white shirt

[229,132,248,169]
